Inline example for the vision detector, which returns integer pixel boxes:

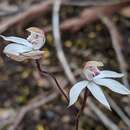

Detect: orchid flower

[0,27,45,61]
[0,27,69,102]
[69,61,130,110]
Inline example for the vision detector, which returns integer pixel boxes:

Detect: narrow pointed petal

[94,70,124,79]
[68,80,89,107]
[22,50,44,59]
[3,44,32,61]
[87,82,111,110]
[3,44,32,56]
[0,35,33,48]
[94,78,130,95]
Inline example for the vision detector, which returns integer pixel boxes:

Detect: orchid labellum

[69,61,130,110]
[0,27,45,61]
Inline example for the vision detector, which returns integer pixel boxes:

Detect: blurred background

[0,0,130,130]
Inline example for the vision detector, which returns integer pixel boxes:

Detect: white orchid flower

[0,27,45,61]
[69,61,130,110]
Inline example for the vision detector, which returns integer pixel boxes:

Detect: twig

[35,59,69,102]
[99,15,129,88]
[52,0,75,83]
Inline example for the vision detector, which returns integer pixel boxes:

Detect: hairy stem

[76,88,89,130]
[35,59,69,102]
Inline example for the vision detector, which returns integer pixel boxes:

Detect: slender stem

[75,88,89,130]
[35,59,69,102]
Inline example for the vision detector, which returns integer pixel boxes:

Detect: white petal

[69,80,89,106]
[94,78,130,95]
[22,50,44,59]
[0,35,33,48]
[87,82,111,110]
[3,44,32,56]
[94,70,124,79]
[6,54,27,61]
